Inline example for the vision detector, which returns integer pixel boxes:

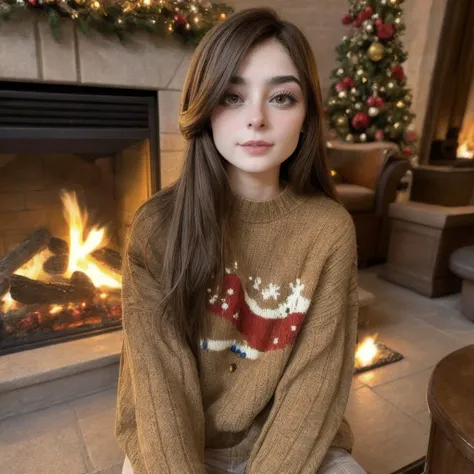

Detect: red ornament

[352,112,370,131]
[403,146,413,157]
[391,65,405,81]
[377,23,395,40]
[342,14,353,25]
[335,81,346,93]
[375,18,383,27]
[375,130,385,141]
[353,13,364,27]
[366,96,377,107]
[174,14,187,24]
[343,76,354,88]
[364,6,374,18]
[323,107,329,114]
[375,97,385,108]
[28,0,37,5]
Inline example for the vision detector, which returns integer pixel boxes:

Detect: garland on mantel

[0,0,234,45]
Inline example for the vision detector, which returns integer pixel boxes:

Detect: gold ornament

[368,42,385,62]
[355,102,363,110]
[328,97,337,106]
[396,100,405,108]
[336,115,348,127]
[388,81,395,89]
[346,134,355,142]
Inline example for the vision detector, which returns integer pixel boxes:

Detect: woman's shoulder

[302,193,354,236]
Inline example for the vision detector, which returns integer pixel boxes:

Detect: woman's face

[210,38,306,177]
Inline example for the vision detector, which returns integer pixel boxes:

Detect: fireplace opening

[420,0,474,166]
[0,81,160,355]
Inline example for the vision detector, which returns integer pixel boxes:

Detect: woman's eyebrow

[230,75,302,88]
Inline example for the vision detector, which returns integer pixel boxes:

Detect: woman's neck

[227,165,283,201]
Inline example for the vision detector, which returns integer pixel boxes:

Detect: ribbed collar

[231,184,307,223]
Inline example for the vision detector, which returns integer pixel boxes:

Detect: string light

[220,12,226,19]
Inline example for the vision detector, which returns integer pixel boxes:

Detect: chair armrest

[374,158,411,217]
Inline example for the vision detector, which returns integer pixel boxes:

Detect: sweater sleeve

[246,218,359,474]
[114,209,206,474]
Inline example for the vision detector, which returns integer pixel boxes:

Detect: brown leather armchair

[326,141,411,265]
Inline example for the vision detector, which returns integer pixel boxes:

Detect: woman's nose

[247,102,266,129]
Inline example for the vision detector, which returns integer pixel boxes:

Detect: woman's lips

[239,142,273,155]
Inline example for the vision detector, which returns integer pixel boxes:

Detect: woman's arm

[115,208,206,474]
[246,216,359,474]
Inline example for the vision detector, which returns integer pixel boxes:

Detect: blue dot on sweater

[240,352,246,358]
[230,345,236,352]
[201,342,208,350]
[236,348,241,354]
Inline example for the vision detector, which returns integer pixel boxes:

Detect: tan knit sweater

[115,185,359,474]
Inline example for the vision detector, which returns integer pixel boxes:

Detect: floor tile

[0,404,90,474]
[95,463,123,474]
[411,410,432,435]
[372,367,434,416]
[73,387,124,472]
[346,387,429,473]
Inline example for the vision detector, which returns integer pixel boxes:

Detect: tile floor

[0,266,473,474]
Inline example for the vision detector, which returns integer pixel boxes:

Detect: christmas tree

[325,0,417,158]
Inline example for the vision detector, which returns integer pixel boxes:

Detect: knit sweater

[114,185,359,474]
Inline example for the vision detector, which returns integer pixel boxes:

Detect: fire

[61,191,121,289]
[458,122,474,159]
[355,334,379,368]
[1,253,47,311]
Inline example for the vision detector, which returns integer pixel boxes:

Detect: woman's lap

[122,447,367,473]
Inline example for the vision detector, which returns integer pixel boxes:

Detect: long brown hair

[147,7,338,344]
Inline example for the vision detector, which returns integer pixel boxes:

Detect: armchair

[326,141,411,265]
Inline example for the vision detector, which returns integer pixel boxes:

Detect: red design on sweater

[207,274,306,352]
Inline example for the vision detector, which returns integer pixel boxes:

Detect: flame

[458,122,474,158]
[355,334,379,368]
[1,253,47,311]
[61,191,121,289]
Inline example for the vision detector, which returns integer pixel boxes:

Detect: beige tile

[73,388,124,471]
[160,134,186,152]
[411,410,432,435]
[0,19,38,80]
[38,19,77,82]
[160,151,185,188]
[159,90,182,134]
[96,463,124,474]
[372,367,434,416]
[354,353,431,388]
[351,377,366,391]
[346,387,429,473]
[0,404,89,474]
[166,47,194,90]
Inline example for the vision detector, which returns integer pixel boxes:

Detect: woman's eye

[223,93,242,106]
[271,93,297,106]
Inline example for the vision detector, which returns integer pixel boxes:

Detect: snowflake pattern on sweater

[203,262,311,360]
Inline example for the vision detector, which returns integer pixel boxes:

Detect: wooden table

[425,345,474,473]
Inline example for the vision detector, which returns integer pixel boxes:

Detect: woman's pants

[122,447,367,473]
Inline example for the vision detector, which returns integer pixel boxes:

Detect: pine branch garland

[0,0,233,46]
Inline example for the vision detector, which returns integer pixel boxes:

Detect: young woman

[115,7,365,474]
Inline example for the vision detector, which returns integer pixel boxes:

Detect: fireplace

[0,81,160,355]
[420,0,474,165]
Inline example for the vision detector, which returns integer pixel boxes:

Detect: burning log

[48,237,69,256]
[9,274,95,305]
[0,228,52,298]
[43,255,69,276]
[70,271,95,294]
[90,247,122,273]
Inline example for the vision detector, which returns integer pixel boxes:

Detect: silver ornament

[357,68,364,76]
[351,87,357,94]
[345,109,352,115]
[338,91,348,99]
[360,133,367,142]
[388,82,395,89]
[373,13,379,20]
[368,107,379,117]
[346,134,355,142]
[355,102,363,110]
[337,68,344,77]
